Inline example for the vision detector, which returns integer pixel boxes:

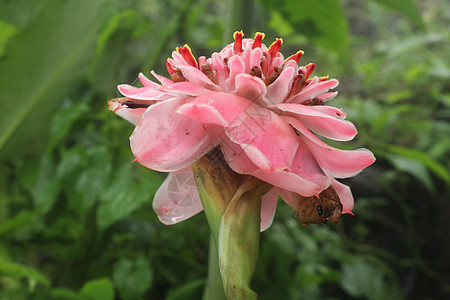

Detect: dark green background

[0,0,449,299]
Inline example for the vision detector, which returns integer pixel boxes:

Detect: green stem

[203,236,226,300]
[223,0,254,44]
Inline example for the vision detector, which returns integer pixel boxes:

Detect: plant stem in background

[223,0,254,44]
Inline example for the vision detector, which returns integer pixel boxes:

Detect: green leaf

[0,20,17,57]
[371,0,425,31]
[166,279,205,300]
[0,0,110,160]
[49,288,87,300]
[260,0,349,56]
[71,146,112,213]
[48,95,91,150]
[79,278,114,300]
[97,164,163,229]
[32,155,60,214]
[387,145,450,184]
[113,257,153,300]
[0,259,51,288]
[88,9,139,94]
[0,210,38,236]
[341,256,399,300]
[0,0,48,30]
[388,155,434,191]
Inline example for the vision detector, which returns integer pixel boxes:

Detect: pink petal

[332,179,354,214]
[171,50,191,67]
[249,48,263,70]
[176,92,253,127]
[177,64,218,90]
[130,98,221,172]
[225,106,299,171]
[225,55,245,91]
[221,140,330,197]
[157,82,210,96]
[288,78,339,104]
[233,74,267,104]
[107,99,147,125]
[198,56,207,66]
[118,84,169,101]
[317,91,338,102]
[286,116,376,178]
[240,48,252,73]
[270,55,284,72]
[211,53,229,88]
[277,103,357,141]
[153,167,204,224]
[260,188,278,231]
[308,105,346,120]
[266,60,297,105]
[151,70,174,86]
[138,73,160,88]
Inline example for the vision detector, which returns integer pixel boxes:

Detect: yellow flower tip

[319,75,330,81]
[286,50,305,63]
[176,44,197,67]
[254,32,265,40]
[252,32,266,49]
[268,38,283,57]
[233,31,244,54]
[233,30,244,40]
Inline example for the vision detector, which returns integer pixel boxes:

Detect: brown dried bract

[201,63,218,84]
[170,70,186,82]
[264,66,283,86]
[250,66,262,78]
[290,185,343,225]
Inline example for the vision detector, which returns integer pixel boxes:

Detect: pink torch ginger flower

[108,31,375,230]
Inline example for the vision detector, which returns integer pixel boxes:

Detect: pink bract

[108,31,375,230]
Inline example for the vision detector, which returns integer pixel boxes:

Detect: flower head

[108,31,375,229]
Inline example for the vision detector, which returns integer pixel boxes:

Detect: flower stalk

[193,148,270,299]
[219,177,271,299]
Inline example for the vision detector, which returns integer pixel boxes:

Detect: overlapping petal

[260,188,278,231]
[107,99,147,125]
[118,84,168,101]
[233,74,267,105]
[332,179,354,214]
[286,116,375,178]
[130,98,221,172]
[277,103,357,141]
[221,140,330,196]
[265,60,297,105]
[288,78,339,104]
[153,167,203,224]
[225,106,299,172]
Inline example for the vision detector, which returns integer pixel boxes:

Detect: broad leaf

[0,0,110,160]
[259,0,349,56]
[372,0,425,31]
[79,278,114,300]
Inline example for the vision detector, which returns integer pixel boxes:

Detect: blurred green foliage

[0,0,449,299]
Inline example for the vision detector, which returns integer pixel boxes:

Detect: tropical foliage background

[0,0,449,299]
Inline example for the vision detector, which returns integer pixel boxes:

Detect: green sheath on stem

[193,148,271,300]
